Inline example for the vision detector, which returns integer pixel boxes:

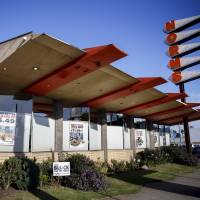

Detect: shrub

[135,148,170,167]
[94,158,109,175]
[61,154,107,191]
[126,158,140,170]
[135,146,199,167]
[39,158,55,186]
[0,157,39,190]
[109,159,128,173]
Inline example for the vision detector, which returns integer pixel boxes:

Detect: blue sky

[0,0,200,126]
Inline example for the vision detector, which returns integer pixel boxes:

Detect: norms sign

[53,162,70,176]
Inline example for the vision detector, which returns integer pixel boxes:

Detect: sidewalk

[103,169,200,200]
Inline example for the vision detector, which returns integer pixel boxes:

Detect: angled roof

[0,32,199,125]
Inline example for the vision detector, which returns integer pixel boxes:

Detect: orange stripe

[23,44,127,96]
[82,77,166,107]
[119,93,187,114]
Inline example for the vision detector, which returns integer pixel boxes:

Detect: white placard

[53,162,70,176]
[0,111,16,145]
[135,129,146,149]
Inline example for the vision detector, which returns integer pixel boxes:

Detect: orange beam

[145,102,200,119]
[159,109,197,124]
[119,93,187,114]
[23,44,127,96]
[162,110,200,125]
[83,77,166,108]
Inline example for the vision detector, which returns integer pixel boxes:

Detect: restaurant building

[0,32,200,162]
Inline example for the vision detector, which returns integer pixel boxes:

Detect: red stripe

[119,93,187,114]
[83,77,166,107]
[23,44,127,96]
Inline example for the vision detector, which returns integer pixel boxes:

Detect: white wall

[124,127,130,149]
[107,126,123,149]
[89,123,101,150]
[32,115,55,152]
[166,133,170,146]
[159,136,164,146]
[146,131,151,148]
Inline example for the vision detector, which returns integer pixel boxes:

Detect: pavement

[103,170,200,200]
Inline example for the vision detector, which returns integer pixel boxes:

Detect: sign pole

[179,83,191,153]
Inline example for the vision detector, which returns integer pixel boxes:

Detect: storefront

[0,32,199,162]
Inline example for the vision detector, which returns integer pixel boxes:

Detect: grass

[1,163,198,200]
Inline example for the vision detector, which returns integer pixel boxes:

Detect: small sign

[53,162,70,176]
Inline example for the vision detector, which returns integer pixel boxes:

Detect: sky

[0,0,200,127]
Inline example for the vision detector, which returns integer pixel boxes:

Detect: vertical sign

[0,111,16,145]
[153,131,159,147]
[135,129,146,148]
[69,121,86,148]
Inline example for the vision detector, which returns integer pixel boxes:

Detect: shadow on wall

[14,112,25,156]
[34,114,50,127]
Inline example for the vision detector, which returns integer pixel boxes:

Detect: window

[63,107,89,121]
[134,118,146,129]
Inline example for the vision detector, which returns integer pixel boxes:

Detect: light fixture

[33,66,39,71]
[3,67,7,71]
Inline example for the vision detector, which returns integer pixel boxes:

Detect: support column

[128,116,136,156]
[147,120,154,149]
[99,110,108,161]
[54,101,63,154]
[179,83,191,153]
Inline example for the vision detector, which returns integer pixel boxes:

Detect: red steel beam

[119,93,187,114]
[145,102,200,119]
[162,110,200,125]
[159,109,197,124]
[23,44,127,96]
[82,77,166,108]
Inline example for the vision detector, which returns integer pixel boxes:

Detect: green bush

[39,158,55,186]
[94,158,109,175]
[109,159,129,173]
[0,157,39,190]
[61,154,108,191]
[135,146,199,167]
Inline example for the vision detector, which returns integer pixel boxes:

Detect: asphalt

[103,170,200,200]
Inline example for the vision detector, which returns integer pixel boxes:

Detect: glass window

[153,123,159,132]
[106,113,123,126]
[0,95,32,113]
[134,118,146,129]
[63,107,89,121]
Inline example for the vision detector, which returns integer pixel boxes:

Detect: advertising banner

[135,129,146,149]
[69,121,87,148]
[0,111,16,145]
[153,132,159,147]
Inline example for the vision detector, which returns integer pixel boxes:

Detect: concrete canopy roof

[0,32,199,125]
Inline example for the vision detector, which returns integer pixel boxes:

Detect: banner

[153,132,159,147]
[69,121,87,148]
[135,129,146,148]
[0,111,16,145]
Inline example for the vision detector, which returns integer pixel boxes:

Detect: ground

[0,163,199,200]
